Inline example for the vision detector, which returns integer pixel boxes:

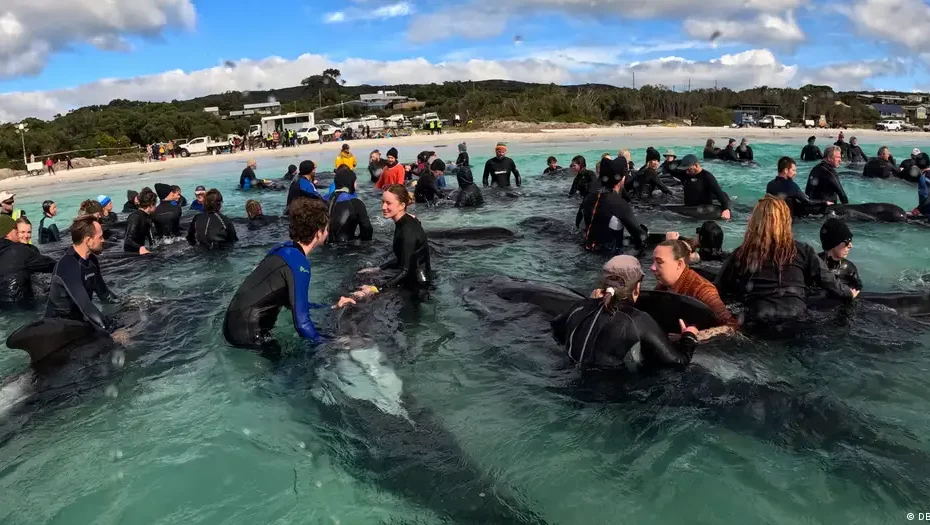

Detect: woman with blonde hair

[714,195,858,323]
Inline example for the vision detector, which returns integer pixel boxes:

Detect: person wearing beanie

[97,195,118,225]
[627,149,672,202]
[38,200,61,244]
[737,137,754,161]
[123,190,140,213]
[454,165,483,208]
[482,143,521,188]
[152,183,183,238]
[818,218,862,290]
[455,142,470,169]
[414,159,445,204]
[834,131,849,160]
[0,214,56,306]
[551,254,699,371]
[335,143,357,171]
[675,155,732,220]
[375,147,406,190]
[720,138,740,163]
[800,136,823,161]
[327,166,373,243]
[283,164,298,182]
[581,158,646,252]
[286,160,323,212]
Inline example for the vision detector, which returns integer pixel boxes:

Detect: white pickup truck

[758,114,791,129]
[177,136,230,157]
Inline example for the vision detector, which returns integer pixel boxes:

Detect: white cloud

[0,49,857,122]
[324,11,346,23]
[842,0,930,51]
[684,12,805,47]
[324,2,414,23]
[799,59,906,89]
[407,8,507,43]
[373,2,415,17]
[0,0,195,78]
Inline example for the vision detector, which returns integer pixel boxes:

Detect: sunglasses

[195,191,206,196]
[1,200,13,206]
[843,239,852,247]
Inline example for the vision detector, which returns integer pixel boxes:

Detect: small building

[872,103,905,118]
[203,106,220,115]
[730,103,780,119]
[358,90,412,109]
[904,105,927,120]
[243,102,281,115]
[229,109,256,117]
[877,95,906,105]
[907,94,925,104]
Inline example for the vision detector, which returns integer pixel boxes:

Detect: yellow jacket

[335,151,357,170]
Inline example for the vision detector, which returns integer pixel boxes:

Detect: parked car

[758,115,791,129]
[177,136,230,157]
[733,111,756,128]
[295,127,321,144]
[901,123,920,132]
[876,119,905,131]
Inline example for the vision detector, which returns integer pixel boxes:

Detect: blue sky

[0,0,928,121]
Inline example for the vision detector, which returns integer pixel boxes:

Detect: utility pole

[632,72,635,89]
[319,89,322,109]
[688,78,691,92]
[17,123,27,167]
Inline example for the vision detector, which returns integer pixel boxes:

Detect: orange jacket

[375,163,406,189]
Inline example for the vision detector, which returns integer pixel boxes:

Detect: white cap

[913,148,921,156]
[0,191,14,202]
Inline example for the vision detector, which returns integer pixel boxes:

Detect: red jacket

[376,163,406,190]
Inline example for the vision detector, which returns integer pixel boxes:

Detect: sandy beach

[2,125,926,192]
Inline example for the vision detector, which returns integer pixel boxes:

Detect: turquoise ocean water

[1,137,929,525]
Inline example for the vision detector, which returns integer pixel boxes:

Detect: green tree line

[0,78,889,169]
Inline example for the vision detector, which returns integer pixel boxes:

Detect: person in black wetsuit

[286,160,324,213]
[358,184,432,291]
[283,164,298,182]
[800,136,823,161]
[703,139,721,160]
[454,167,483,208]
[223,198,359,351]
[152,184,183,238]
[834,131,849,160]
[187,189,237,248]
[97,195,118,225]
[327,167,373,243]
[45,216,120,334]
[38,200,61,244]
[543,156,561,174]
[818,218,862,290]
[122,190,139,214]
[766,156,825,216]
[863,146,896,179]
[694,221,729,262]
[482,143,521,187]
[414,159,444,204]
[898,148,921,182]
[123,189,157,254]
[847,137,867,163]
[714,196,858,325]
[805,145,849,204]
[0,215,55,306]
[568,155,598,199]
[736,138,754,161]
[551,255,699,371]
[455,142,470,169]
[675,155,732,220]
[581,158,646,253]
[240,159,259,189]
[659,149,681,176]
[627,149,672,201]
[720,138,740,162]
[243,200,279,228]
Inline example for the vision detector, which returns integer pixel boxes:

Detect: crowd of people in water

[0,132,929,371]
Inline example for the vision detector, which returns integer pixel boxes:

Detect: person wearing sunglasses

[190,185,207,212]
[0,191,25,220]
[818,218,862,290]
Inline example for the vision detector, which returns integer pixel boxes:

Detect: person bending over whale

[327,168,373,243]
[863,147,896,179]
[0,215,55,306]
[720,139,740,162]
[551,255,699,371]
[714,196,858,325]
[818,218,862,290]
[736,138,754,161]
[454,166,484,208]
[152,184,183,238]
[767,156,829,216]
[482,143,521,188]
[123,189,156,255]
[703,138,721,160]
[800,136,823,161]
[358,184,432,292]
[581,158,646,253]
[847,137,867,163]
[568,155,599,199]
[651,239,738,340]
[243,200,279,229]
[223,198,357,351]
[414,159,444,204]
[805,146,849,205]
[627,150,672,201]
[187,189,237,249]
[899,148,921,181]
[122,190,140,214]
[673,155,732,220]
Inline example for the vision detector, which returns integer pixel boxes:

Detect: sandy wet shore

[2,125,926,192]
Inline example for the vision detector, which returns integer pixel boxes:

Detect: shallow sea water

[2,136,930,525]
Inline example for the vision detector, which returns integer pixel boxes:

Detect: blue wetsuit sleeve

[283,255,324,342]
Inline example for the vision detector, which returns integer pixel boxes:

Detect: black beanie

[127,190,139,202]
[299,160,316,175]
[334,166,356,190]
[599,157,628,188]
[645,147,661,163]
[430,159,446,172]
[820,218,852,251]
[387,147,398,158]
[288,164,297,173]
[917,152,930,170]
[696,221,724,250]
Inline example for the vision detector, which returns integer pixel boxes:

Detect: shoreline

[2,125,926,192]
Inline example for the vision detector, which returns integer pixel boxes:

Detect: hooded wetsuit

[223,241,328,348]
[327,191,373,242]
[454,168,484,208]
[380,214,431,289]
[834,140,849,160]
[0,238,56,306]
[187,212,238,248]
[152,200,182,238]
[715,241,853,323]
[569,169,599,198]
[38,215,61,244]
[482,156,521,187]
[800,144,823,161]
[805,162,849,204]
[45,247,117,332]
[551,298,698,371]
[818,252,863,290]
[123,209,155,253]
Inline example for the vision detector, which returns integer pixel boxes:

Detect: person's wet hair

[42,200,55,215]
[245,199,262,219]
[289,197,330,244]
[735,195,796,273]
[79,199,103,216]
[70,215,100,244]
[547,156,557,164]
[571,155,586,169]
[204,189,223,213]
[138,190,157,208]
[383,184,412,207]
[777,156,795,173]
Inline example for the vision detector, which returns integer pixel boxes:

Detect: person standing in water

[359,184,432,291]
[800,136,823,161]
[0,215,55,306]
[190,186,207,212]
[97,195,118,224]
[223,198,358,351]
[736,138,754,161]
[455,143,470,168]
[818,218,862,290]
[123,190,140,213]
[286,160,324,212]
[847,137,867,163]
[368,151,384,184]
[805,145,848,204]
[187,189,237,249]
[863,147,896,179]
[909,152,930,218]
[568,156,598,199]
[335,144,357,171]
[152,185,183,238]
[834,131,849,160]
[454,167,483,208]
[38,200,61,244]
[327,168,373,243]
[766,156,826,216]
[123,189,157,254]
[543,156,561,174]
[482,143,521,188]
[674,155,732,220]
[376,147,406,190]
[581,158,645,252]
